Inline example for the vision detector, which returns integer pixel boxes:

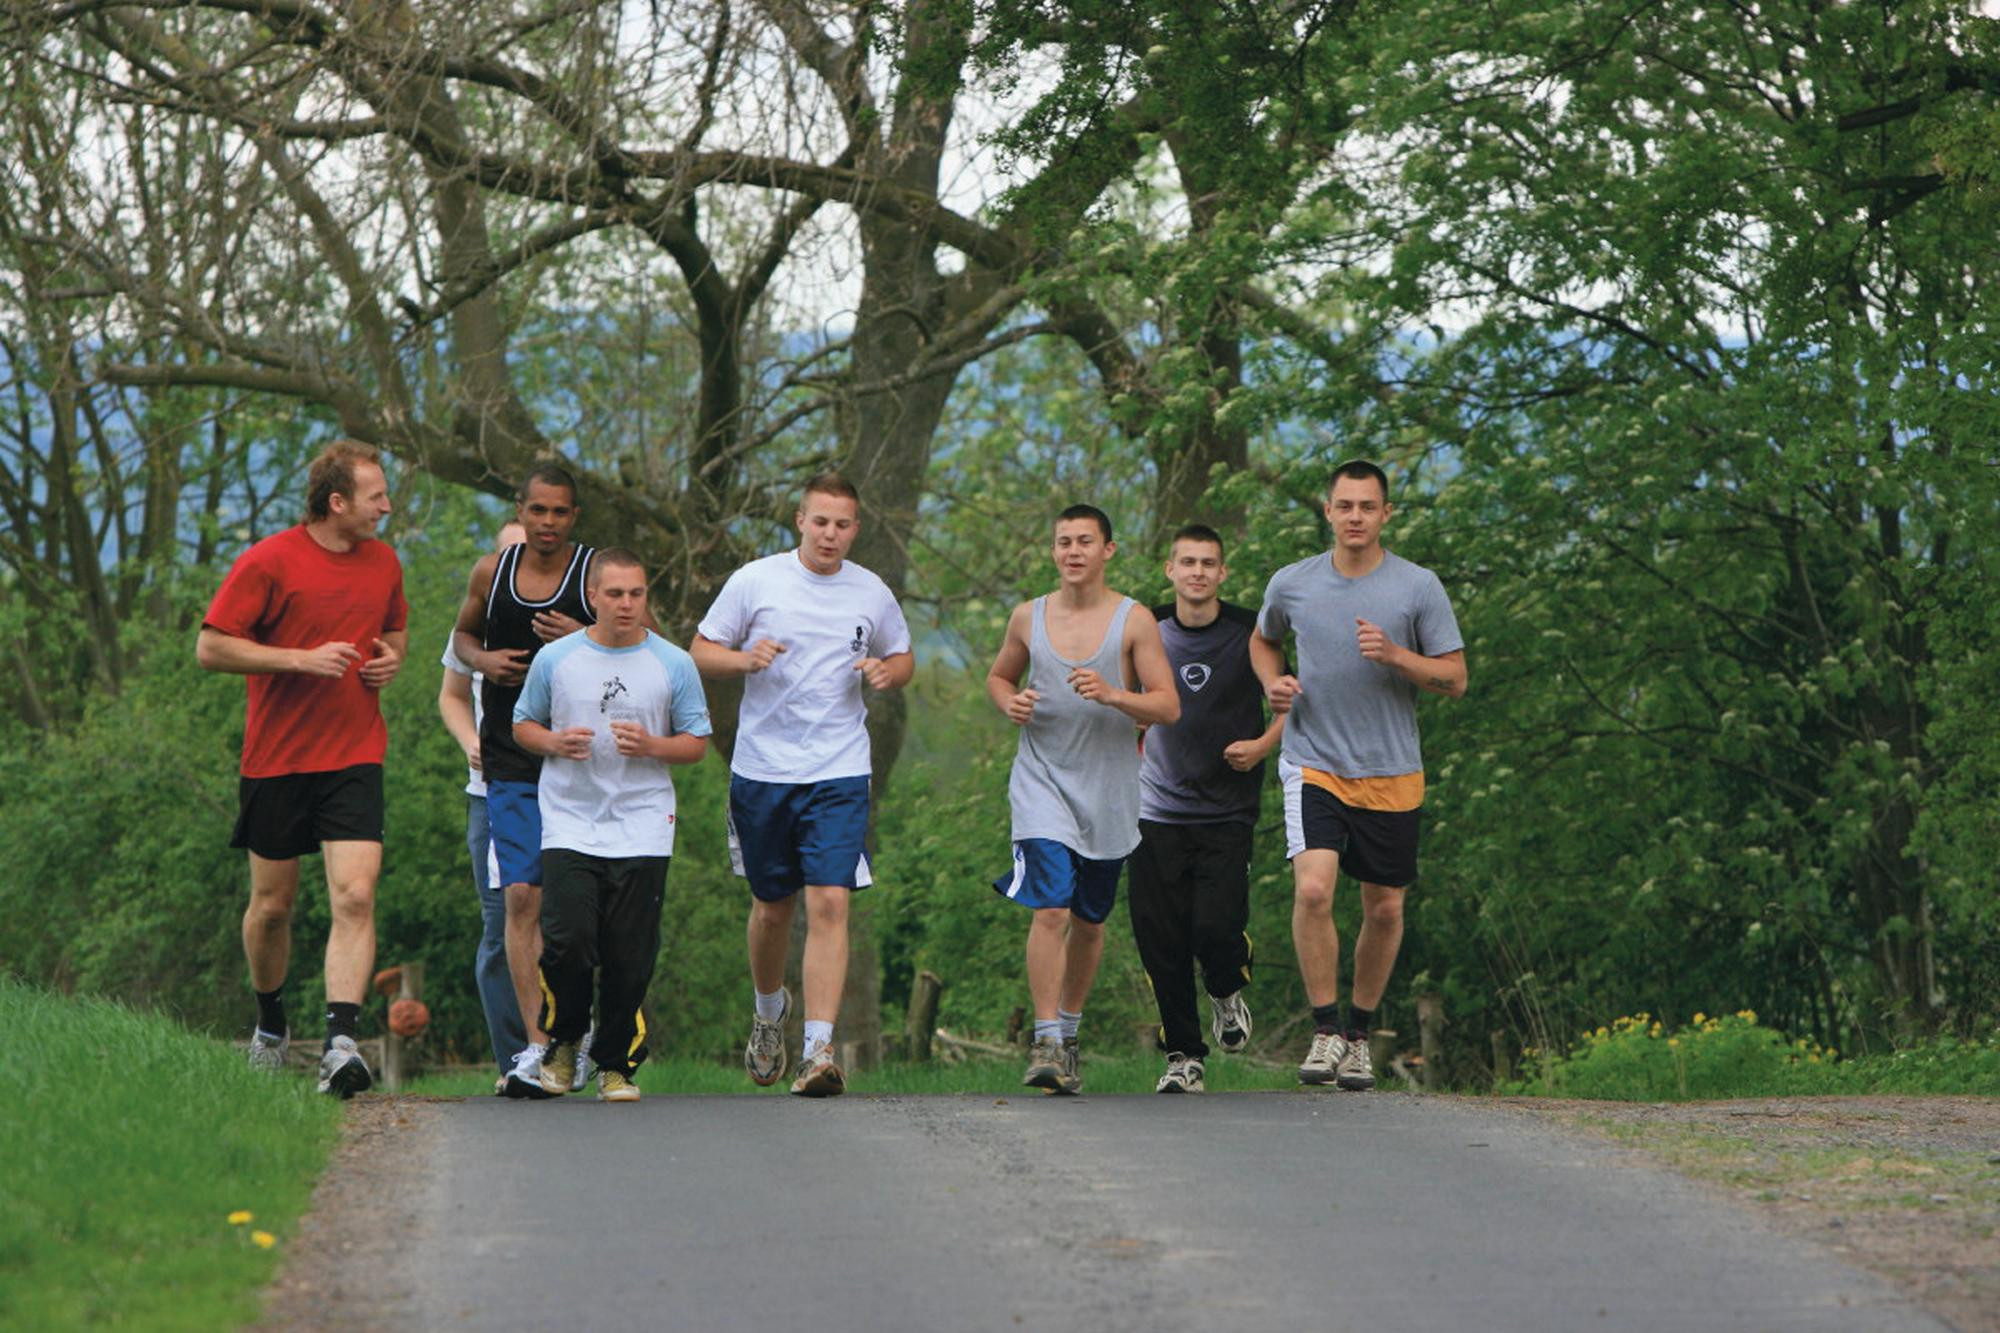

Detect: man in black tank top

[451,463,596,1098]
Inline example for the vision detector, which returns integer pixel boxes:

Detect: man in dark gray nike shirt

[1130,524,1284,1093]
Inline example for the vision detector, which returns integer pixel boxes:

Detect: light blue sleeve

[648,637,713,737]
[513,649,555,727]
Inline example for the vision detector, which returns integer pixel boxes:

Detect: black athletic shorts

[1286,780,1421,888]
[231,763,385,861]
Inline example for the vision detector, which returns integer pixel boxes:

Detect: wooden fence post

[1491,1029,1513,1084]
[905,969,942,1063]
[1369,1028,1397,1079]
[1416,992,1445,1092]
[382,961,424,1092]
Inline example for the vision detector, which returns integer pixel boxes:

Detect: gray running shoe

[315,1035,372,1098]
[1022,1036,1065,1091]
[1297,1030,1349,1086]
[540,1039,579,1096]
[1336,1034,1375,1091]
[1056,1038,1082,1096]
[1210,990,1253,1054]
[745,988,791,1087]
[1155,1052,1206,1094]
[248,1028,289,1073]
[790,1047,846,1098]
[503,1043,555,1100]
[571,1026,596,1092]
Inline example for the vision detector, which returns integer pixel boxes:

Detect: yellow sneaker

[598,1069,641,1102]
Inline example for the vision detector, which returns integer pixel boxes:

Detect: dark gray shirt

[1139,602,1268,825]
[1257,550,1463,778]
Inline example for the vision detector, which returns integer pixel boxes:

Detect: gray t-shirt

[1256,550,1462,779]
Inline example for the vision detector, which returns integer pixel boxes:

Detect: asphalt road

[384,1090,1947,1332]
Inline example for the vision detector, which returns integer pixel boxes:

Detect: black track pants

[1127,820,1254,1058]
[538,849,667,1077]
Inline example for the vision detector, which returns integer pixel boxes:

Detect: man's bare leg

[321,841,381,1006]
[1058,916,1105,1015]
[1025,907,1069,1020]
[746,894,797,995]
[800,885,848,1025]
[1290,849,1343,1007]
[1348,882,1406,1011]
[504,881,546,1045]
[244,853,299,993]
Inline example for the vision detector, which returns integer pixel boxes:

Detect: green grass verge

[0,976,343,1330]
[403,1049,1307,1098]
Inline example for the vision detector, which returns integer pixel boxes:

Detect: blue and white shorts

[727,775,873,902]
[993,839,1125,925]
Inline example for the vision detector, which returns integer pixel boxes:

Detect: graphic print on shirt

[599,675,629,712]
[849,625,865,654]
[1180,663,1211,692]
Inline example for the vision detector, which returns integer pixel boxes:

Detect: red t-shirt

[203,525,410,778]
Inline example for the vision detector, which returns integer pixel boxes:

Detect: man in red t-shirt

[198,440,409,1098]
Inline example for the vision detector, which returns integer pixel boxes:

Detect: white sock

[1058,1009,1082,1044]
[1034,1018,1062,1045]
[803,1020,834,1059]
[754,988,786,1022]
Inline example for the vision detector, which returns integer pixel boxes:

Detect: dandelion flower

[1667,1037,1680,1048]
[251,1231,276,1250]
[227,1211,253,1226]
[1693,1012,1706,1025]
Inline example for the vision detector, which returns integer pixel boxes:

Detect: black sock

[1346,1003,1375,1040]
[325,1001,361,1046]
[254,987,287,1036]
[1311,1001,1342,1034]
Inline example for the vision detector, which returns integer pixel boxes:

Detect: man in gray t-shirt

[1250,461,1467,1092]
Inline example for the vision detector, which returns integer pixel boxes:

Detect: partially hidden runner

[437,520,529,1093]
[451,463,597,1099]
[1130,523,1284,1094]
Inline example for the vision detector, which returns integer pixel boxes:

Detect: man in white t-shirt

[512,548,711,1102]
[692,473,914,1097]
[437,521,527,1091]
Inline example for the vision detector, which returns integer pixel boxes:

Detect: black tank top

[478,542,595,785]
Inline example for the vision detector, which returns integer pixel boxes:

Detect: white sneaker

[1155,1052,1206,1094]
[315,1035,372,1098]
[745,989,790,1087]
[503,1043,555,1100]
[1210,990,1252,1053]
[1297,1031,1349,1086]
[248,1028,289,1073]
[1336,1036,1375,1091]
[571,1026,596,1092]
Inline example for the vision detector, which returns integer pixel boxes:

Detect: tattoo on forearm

[1427,675,1455,691]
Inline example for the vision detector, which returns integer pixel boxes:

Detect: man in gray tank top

[986,504,1179,1094]
[1251,461,1466,1092]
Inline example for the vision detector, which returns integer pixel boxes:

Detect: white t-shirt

[440,632,484,797]
[697,550,912,784]
[512,630,712,857]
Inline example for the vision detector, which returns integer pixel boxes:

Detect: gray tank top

[1007,595,1143,860]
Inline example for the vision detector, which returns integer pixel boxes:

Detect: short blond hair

[306,440,382,520]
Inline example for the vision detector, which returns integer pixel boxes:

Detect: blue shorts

[728,775,873,903]
[993,839,1125,925]
[486,780,544,888]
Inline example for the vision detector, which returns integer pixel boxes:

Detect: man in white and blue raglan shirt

[512,548,711,1102]
[692,472,914,1098]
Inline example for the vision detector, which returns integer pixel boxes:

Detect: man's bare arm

[196,627,359,678]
